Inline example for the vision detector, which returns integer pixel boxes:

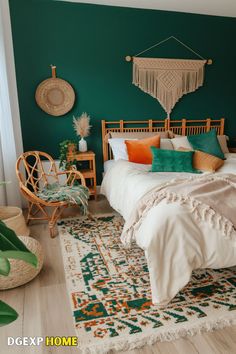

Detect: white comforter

[101,154,236,305]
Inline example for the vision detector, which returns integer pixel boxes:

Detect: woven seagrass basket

[0,206,30,236]
[0,236,44,290]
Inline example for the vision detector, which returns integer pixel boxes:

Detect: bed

[100,118,236,306]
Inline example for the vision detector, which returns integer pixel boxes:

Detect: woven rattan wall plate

[35,66,75,116]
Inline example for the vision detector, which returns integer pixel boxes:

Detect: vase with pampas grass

[73,112,92,152]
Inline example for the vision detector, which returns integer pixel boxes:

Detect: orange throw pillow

[125,135,160,164]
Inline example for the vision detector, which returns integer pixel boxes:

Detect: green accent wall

[9,0,236,183]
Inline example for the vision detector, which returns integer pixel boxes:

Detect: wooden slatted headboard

[101,117,225,162]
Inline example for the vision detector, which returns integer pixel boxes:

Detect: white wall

[57,0,236,17]
[0,0,23,206]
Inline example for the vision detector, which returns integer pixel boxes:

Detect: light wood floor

[1,196,236,354]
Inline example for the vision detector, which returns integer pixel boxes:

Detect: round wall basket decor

[35,66,75,116]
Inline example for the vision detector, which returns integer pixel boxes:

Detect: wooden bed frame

[101,118,225,162]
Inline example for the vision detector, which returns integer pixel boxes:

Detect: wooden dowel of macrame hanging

[125,56,213,65]
[125,56,132,62]
[50,64,57,78]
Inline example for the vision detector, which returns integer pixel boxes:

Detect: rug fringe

[79,314,236,353]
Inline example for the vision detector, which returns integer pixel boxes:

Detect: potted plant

[67,143,77,154]
[59,139,78,170]
[0,221,37,326]
[73,112,92,152]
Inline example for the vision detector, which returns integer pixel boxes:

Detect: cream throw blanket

[121,173,236,246]
[133,57,206,118]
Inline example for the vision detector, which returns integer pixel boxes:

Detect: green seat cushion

[187,129,225,159]
[151,147,200,173]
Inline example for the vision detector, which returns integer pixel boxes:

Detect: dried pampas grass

[73,112,92,138]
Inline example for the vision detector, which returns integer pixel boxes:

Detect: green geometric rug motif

[58,215,236,353]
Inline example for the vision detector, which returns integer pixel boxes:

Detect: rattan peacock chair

[16,151,86,237]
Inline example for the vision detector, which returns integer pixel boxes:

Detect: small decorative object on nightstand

[67,150,96,198]
[73,112,92,152]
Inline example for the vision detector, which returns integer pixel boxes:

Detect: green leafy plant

[0,300,18,326]
[0,220,38,326]
[59,139,78,170]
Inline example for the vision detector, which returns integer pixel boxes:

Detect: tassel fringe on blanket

[121,173,236,247]
[37,183,89,214]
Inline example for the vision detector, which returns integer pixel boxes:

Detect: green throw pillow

[151,147,200,173]
[187,129,225,159]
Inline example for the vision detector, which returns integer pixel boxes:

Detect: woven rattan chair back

[16,151,86,237]
[16,151,58,193]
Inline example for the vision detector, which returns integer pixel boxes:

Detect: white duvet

[101,154,236,305]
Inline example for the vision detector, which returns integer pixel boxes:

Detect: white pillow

[160,138,174,150]
[217,135,229,154]
[108,138,137,160]
[171,136,192,150]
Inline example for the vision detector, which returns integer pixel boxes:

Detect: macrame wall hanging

[125,36,212,119]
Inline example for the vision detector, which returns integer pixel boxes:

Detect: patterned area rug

[58,215,236,354]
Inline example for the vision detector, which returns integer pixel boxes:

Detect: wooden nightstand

[229,147,236,153]
[67,150,97,198]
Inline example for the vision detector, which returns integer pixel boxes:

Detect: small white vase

[78,137,87,152]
